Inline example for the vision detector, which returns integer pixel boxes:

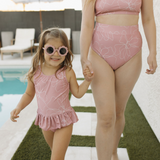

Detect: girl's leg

[51,124,73,160]
[112,50,142,160]
[42,129,55,150]
[88,48,116,160]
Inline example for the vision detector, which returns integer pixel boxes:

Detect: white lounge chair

[60,28,71,41]
[60,28,71,48]
[0,28,35,60]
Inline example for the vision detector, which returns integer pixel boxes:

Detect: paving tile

[0,130,27,160]
[70,93,95,107]
[66,146,91,160]
[72,55,83,78]
[0,94,23,129]
[91,147,129,160]
[0,97,37,160]
[66,147,129,160]
[91,147,97,160]
[73,65,83,78]
[0,52,35,66]
[77,80,91,90]
[117,148,130,160]
[91,113,97,136]
[73,112,124,137]
[0,96,38,131]
[73,112,92,135]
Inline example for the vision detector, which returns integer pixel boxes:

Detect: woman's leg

[88,48,116,160]
[112,50,142,160]
[51,124,73,160]
[42,129,55,150]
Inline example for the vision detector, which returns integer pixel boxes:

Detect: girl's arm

[10,78,35,122]
[141,0,157,74]
[80,0,96,80]
[67,68,92,98]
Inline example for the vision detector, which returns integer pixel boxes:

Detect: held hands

[81,59,94,81]
[10,108,21,122]
[146,53,157,74]
[83,66,94,81]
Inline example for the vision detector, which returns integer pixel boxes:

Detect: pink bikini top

[95,0,142,16]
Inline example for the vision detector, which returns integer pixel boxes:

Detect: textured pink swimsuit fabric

[91,23,142,70]
[34,67,78,132]
[95,0,142,16]
[91,0,142,70]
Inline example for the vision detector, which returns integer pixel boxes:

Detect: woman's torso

[95,0,142,26]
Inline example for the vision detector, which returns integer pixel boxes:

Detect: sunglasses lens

[60,48,67,55]
[46,47,54,54]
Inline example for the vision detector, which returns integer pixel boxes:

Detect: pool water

[0,67,29,128]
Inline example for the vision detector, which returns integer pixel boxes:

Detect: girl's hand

[81,58,94,81]
[146,52,157,74]
[83,67,94,81]
[10,108,21,122]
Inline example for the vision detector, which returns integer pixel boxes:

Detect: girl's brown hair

[27,28,73,81]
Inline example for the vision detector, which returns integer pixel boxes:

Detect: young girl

[10,28,94,160]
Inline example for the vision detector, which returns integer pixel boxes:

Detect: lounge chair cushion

[0,44,31,51]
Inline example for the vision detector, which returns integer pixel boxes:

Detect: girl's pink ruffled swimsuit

[34,67,78,132]
[91,0,142,70]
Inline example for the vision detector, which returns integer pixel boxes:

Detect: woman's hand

[146,52,157,74]
[10,107,21,122]
[81,58,94,81]
[83,66,94,82]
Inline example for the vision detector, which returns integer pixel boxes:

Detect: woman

[80,0,157,160]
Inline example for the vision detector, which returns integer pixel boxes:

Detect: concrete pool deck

[0,52,37,160]
[0,52,129,160]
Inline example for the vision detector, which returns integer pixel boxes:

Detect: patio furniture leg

[31,47,33,56]
[34,46,38,53]
[21,51,23,60]
[1,51,3,60]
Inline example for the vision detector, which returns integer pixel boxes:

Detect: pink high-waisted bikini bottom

[91,23,142,70]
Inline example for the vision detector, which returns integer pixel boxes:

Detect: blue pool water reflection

[0,67,29,128]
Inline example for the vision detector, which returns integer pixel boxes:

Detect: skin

[10,38,93,160]
[80,0,157,160]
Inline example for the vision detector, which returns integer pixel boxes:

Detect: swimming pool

[0,67,29,128]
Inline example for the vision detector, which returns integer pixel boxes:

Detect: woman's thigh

[88,48,116,122]
[115,50,142,116]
